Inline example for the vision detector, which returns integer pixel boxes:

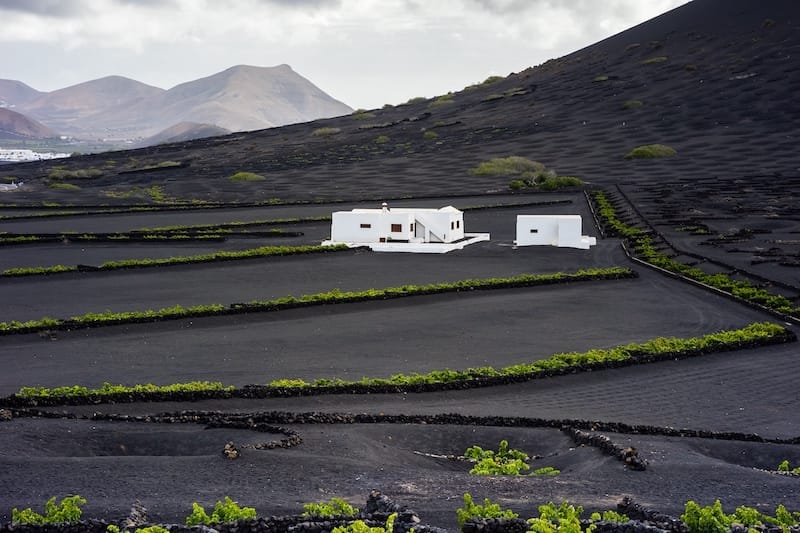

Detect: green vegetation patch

[527,501,590,533]
[303,498,359,518]
[8,322,791,404]
[186,496,256,526]
[12,496,86,525]
[228,171,266,182]
[47,182,81,191]
[641,56,668,64]
[682,500,799,533]
[428,94,455,108]
[623,99,643,109]
[263,321,789,390]
[457,494,518,527]
[47,168,102,180]
[0,268,634,336]
[469,156,583,191]
[466,439,534,475]
[593,191,799,317]
[593,75,609,82]
[17,381,232,400]
[351,109,376,120]
[624,144,676,159]
[2,244,346,277]
[311,127,341,137]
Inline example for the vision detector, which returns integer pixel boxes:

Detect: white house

[323,203,489,253]
[0,181,23,192]
[515,215,596,249]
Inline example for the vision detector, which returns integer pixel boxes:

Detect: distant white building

[323,203,489,253]
[0,148,70,162]
[0,181,23,192]
[515,215,596,249]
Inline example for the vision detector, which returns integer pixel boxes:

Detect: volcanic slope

[1,1,799,532]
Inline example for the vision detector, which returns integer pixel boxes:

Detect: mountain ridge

[0,65,352,141]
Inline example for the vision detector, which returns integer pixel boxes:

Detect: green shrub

[472,157,582,190]
[428,94,454,108]
[374,135,390,144]
[593,75,609,82]
[778,460,800,473]
[538,176,584,191]
[466,440,530,475]
[531,466,560,476]
[623,99,643,109]
[303,498,359,518]
[311,127,341,137]
[351,109,376,120]
[457,493,518,527]
[17,381,233,400]
[48,182,81,191]
[681,500,800,533]
[527,502,591,533]
[108,526,170,533]
[624,144,676,159]
[185,496,256,525]
[332,513,396,533]
[590,510,629,522]
[641,56,668,64]
[13,495,87,525]
[423,130,439,139]
[229,171,266,182]
[47,168,102,180]
[470,156,546,176]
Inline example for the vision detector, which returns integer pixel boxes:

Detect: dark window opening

[530,229,539,233]
[391,223,402,232]
[456,220,461,229]
[360,223,372,229]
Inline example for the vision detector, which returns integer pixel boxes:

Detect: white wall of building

[515,215,596,249]
[330,206,464,244]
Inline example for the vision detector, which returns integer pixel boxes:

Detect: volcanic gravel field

[1,1,799,531]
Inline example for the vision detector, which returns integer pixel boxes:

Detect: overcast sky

[0,0,688,110]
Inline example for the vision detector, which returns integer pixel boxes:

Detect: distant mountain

[6,65,352,140]
[0,108,57,139]
[0,79,43,108]
[139,121,231,146]
[18,76,164,138]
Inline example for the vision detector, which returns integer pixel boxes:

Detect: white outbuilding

[322,203,490,253]
[515,215,596,249]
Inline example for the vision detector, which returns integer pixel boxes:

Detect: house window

[360,223,371,229]
[391,223,402,232]
[456,220,461,229]
[451,221,455,230]
[530,229,539,233]
[410,223,415,232]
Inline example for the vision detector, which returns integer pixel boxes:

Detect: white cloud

[0,0,688,108]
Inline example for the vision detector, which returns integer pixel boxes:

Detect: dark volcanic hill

[6,65,352,140]
[2,0,798,202]
[0,107,57,139]
[138,121,231,147]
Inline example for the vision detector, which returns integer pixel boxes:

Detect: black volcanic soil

[1,0,799,531]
